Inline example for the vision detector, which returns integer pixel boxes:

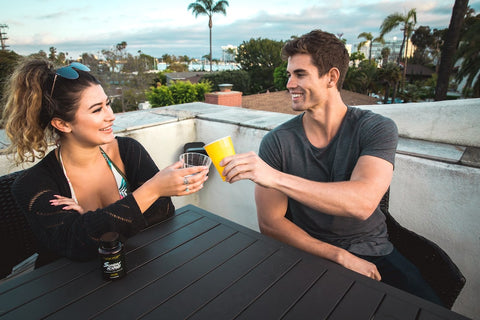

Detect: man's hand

[340,251,382,281]
[220,151,276,187]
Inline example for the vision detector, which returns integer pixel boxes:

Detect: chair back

[0,171,58,279]
[380,190,466,309]
[0,171,39,278]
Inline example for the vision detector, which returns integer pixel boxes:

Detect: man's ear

[327,67,340,88]
[50,117,71,133]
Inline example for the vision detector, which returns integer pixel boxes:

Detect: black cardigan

[12,136,174,261]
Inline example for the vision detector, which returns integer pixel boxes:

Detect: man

[221,29,441,305]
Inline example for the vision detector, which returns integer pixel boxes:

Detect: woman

[2,58,209,261]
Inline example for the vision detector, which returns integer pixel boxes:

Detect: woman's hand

[153,161,209,197]
[50,195,85,214]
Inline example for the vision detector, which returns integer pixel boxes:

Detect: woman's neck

[58,141,101,168]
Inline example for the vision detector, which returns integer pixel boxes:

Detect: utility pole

[0,24,9,50]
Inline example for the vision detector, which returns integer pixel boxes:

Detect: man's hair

[281,30,350,90]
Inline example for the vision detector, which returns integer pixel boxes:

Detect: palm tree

[381,47,391,66]
[188,0,229,72]
[435,0,470,100]
[455,10,480,97]
[378,62,402,103]
[357,32,384,61]
[380,9,417,64]
[380,9,417,89]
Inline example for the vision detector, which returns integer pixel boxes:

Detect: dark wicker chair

[380,189,466,309]
[0,170,58,280]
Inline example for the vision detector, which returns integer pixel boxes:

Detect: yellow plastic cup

[204,136,236,181]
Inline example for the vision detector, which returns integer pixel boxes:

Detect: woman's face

[67,84,116,147]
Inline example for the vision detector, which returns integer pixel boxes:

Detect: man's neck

[302,94,348,148]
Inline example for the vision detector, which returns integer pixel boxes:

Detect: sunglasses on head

[50,62,91,96]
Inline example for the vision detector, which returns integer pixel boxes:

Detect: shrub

[145,80,212,107]
[273,61,288,91]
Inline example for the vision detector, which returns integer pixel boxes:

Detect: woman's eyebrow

[88,98,109,110]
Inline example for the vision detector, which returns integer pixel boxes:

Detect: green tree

[378,62,402,103]
[151,71,170,86]
[344,67,362,93]
[48,46,57,61]
[431,28,447,73]
[188,0,229,72]
[162,54,174,64]
[411,26,435,65]
[381,47,391,66]
[273,61,288,91]
[350,51,366,67]
[56,52,66,65]
[236,37,285,93]
[0,50,21,122]
[455,11,480,97]
[357,32,384,61]
[81,53,102,74]
[102,49,117,72]
[201,70,250,93]
[168,62,189,72]
[344,60,378,95]
[116,41,127,59]
[435,0,470,100]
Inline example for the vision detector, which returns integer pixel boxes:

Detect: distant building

[352,38,415,66]
[165,72,208,85]
[371,38,415,65]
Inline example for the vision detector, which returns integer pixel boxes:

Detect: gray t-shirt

[259,107,398,256]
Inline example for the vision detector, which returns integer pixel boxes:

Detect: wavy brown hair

[1,57,100,165]
[281,29,350,90]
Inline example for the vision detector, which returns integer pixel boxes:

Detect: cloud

[7,0,479,60]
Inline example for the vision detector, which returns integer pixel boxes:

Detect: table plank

[139,240,280,319]
[235,257,328,319]
[327,281,385,320]
[283,268,355,319]
[186,247,303,319]
[374,295,420,320]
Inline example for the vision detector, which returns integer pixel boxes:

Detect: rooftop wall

[1,99,479,319]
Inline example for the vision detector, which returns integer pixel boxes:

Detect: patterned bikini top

[58,147,129,204]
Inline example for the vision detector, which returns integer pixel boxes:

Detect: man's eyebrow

[288,68,308,74]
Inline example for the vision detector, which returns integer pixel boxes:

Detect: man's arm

[255,185,381,280]
[223,153,393,220]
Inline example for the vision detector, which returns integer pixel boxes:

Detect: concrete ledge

[360,99,480,148]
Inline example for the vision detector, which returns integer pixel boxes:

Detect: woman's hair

[281,29,350,90]
[1,57,100,164]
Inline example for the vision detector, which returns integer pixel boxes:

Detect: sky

[2,0,480,60]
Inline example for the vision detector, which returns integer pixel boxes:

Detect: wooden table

[0,205,470,319]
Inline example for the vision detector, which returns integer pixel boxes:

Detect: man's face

[286,53,329,112]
